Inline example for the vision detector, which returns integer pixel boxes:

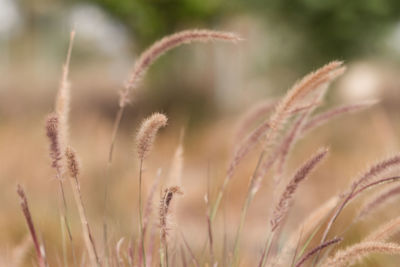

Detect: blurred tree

[78,0,400,65]
[80,0,234,48]
[251,0,400,65]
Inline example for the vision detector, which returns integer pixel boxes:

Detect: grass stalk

[66,148,100,266]
[232,151,265,266]
[138,159,146,267]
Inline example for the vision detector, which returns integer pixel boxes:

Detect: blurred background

[2,0,400,266]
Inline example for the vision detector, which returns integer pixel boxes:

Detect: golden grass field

[2,29,400,267]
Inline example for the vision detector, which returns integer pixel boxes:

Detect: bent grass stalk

[230,62,344,266]
[318,154,400,260]
[356,184,400,222]
[232,150,266,266]
[259,148,328,267]
[316,175,400,264]
[103,30,241,258]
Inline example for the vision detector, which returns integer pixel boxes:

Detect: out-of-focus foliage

[81,0,235,48]
[253,0,400,64]
[80,0,400,64]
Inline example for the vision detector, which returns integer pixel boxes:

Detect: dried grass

[270,147,329,231]
[15,29,400,267]
[321,241,400,267]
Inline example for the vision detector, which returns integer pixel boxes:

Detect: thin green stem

[210,178,228,223]
[232,194,253,266]
[232,151,265,266]
[296,223,322,262]
[260,232,275,267]
[58,179,78,267]
[139,159,146,267]
[103,105,125,267]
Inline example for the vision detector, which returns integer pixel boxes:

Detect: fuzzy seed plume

[289,100,323,115]
[321,241,400,267]
[302,100,378,134]
[351,153,400,191]
[160,186,184,229]
[356,184,400,221]
[278,196,339,266]
[46,113,63,176]
[250,62,344,197]
[364,215,400,242]
[120,29,241,107]
[159,186,183,260]
[267,61,344,140]
[136,113,168,161]
[270,147,328,231]
[65,146,80,178]
[234,99,276,141]
[55,30,75,148]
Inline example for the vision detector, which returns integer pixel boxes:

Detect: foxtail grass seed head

[302,100,378,134]
[136,113,168,161]
[65,147,80,178]
[364,215,400,242]
[356,184,400,221]
[46,113,63,175]
[120,29,242,107]
[271,147,328,231]
[321,241,400,267]
[269,61,344,134]
[159,186,183,242]
[256,62,344,190]
[351,154,400,191]
[55,30,75,161]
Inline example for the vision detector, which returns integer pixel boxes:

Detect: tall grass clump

[101,30,241,263]
[15,28,400,267]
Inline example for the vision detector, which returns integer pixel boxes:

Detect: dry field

[2,29,400,267]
